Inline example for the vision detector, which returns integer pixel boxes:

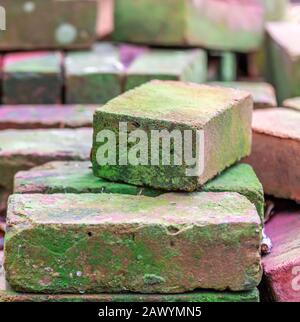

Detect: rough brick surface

[14,161,161,197]
[113,0,264,52]
[202,163,264,221]
[266,22,300,103]
[92,80,253,192]
[65,47,123,104]
[3,52,63,104]
[0,105,97,130]
[261,210,300,302]
[125,49,207,91]
[4,192,262,293]
[0,0,97,50]
[244,108,300,201]
[14,162,264,220]
[209,82,277,109]
[283,97,300,111]
[0,128,92,192]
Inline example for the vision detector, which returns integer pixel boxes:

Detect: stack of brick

[1,81,264,301]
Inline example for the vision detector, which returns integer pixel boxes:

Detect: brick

[209,82,277,109]
[4,192,262,293]
[2,52,63,105]
[65,48,123,104]
[92,80,253,192]
[113,0,264,52]
[125,49,207,91]
[14,162,264,220]
[266,22,300,104]
[14,161,161,197]
[244,108,300,201]
[261,210,300,302]
[0,128,92,193]
[0,0,97,50]
[202,163,264,221]
[260,0,288,21]
[97,0,114,38]
[0,105,97,130]
[283,97,300,111]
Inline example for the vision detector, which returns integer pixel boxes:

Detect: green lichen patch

[0,128,92,191]
[202,163,264,221]
[125,49,207,91]
[5,192,261,294]
[92,80,252,191]
[14,161,161,197]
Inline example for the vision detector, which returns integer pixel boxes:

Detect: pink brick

[0,105,97,130]
[244,108,300,201]
[261,210,300,302]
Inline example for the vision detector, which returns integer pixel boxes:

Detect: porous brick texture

[92,80,253,192]
[4,192,262,294]
[244,108,300,202]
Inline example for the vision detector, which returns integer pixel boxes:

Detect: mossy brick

[209,82,277,109]
[113,0,264,52]
[0,128,92,193]
[0,0,97,50]
[244,108,300,202]
[2,52,63,105]
[65,48,123,104]
[261,0,288,21]
[260,210,300,302]
[14,161,162,197]
[202,163,264,222]
[283,97,300,111]
[14,161,264,221]
[92,80,253,192]
[266,22,300,104]
[0,105,97,130]
[4,192,262,293]
[125,49,207,91]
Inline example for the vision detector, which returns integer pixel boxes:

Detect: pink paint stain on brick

[0,105,97,130]
[262,210,300,302]
[193,0,264,32]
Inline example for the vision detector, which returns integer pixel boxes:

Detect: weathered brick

[97,0,114,38]
[125,49,207,91]
[260,0,288,21]
[65,48,123,104]
[92,80,253,192]
[283,97,300,111]
[2,52,63,104]
[0,105,97,130]
[13,161,264,220]
[0,0,97,50]
[266,22,300,103]
[261,210,300,302]
[14,161,161,197]
[244,108,300,201]
[209,82,277,109]
[113,0,264,52]
[4,192,262,293]
[0,128,92,193]
[202,163,264,221]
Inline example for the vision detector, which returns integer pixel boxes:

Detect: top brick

[0,0,97,50]
[113,0,264,52]
[92,80,253,192]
